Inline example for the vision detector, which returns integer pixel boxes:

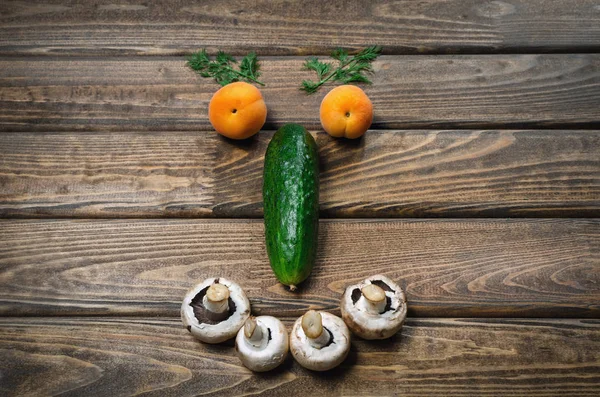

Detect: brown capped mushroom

[290,310,350,371]
[235,316,289,372]
[181,277,250,344]
[340,274,407,340]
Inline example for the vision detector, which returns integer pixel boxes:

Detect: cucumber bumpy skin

[263,124,319,290]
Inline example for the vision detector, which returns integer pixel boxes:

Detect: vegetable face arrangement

[183,47,409,372]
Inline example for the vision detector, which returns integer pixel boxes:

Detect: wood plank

[0,131,216,218]
[1,130,599,218]
[0,317,598,396]
[0,1,599,56]
[0,55,598,132]
[0,219,597,318]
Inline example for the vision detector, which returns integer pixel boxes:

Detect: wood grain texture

[0,317,598,396]
[0,0,599,56]
[1,55,598,131]
[0,219,597,317]
[1,130,599,218]
[0,131,216,218]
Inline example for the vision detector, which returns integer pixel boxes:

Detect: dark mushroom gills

[341,275,407,340]
[181,277,251,344]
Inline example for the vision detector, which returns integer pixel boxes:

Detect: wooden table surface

[1,1,599,396]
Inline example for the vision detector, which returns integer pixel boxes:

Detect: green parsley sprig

[300,46,382,94]
[187,49,265,86]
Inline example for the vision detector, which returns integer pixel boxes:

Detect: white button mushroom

[181,277,250,344]
[290,310,351,371]
[235,316,289,372]
[340,274,407,340]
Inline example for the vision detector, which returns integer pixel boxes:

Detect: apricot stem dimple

[345,111,350,117]
[232,108,237,113]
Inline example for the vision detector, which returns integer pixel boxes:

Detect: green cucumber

[263,124,319,290]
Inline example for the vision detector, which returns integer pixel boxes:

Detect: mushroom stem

[361,283,387,314]
[243,317,266,348]
[302,310,331,349]
[203,283,230,321]
[236,316,289,372]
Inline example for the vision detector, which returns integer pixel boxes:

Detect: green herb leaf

[331,48,348,63]
[216,51,236,66]
[187,49,210,71]
[187,49,265,86]
[300,46,382,94]
[300,80,321,94]
[240,52,261,81]
[341,74,371,84]
[304,57,332,80]
[354,46,382,62]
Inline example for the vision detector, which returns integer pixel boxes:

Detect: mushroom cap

[235,316,289,372]
[341,274,407,340]
[290,311,351,371]
[181,277,250,344]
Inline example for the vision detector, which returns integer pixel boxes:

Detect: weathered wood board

[1,55,598,132]
[1,130,598,218]
[1,0,599,56]
[1,219,597,317]
[1,317,598,396]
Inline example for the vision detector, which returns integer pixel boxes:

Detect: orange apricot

[208,81,267,139]
[319,85,373,139]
